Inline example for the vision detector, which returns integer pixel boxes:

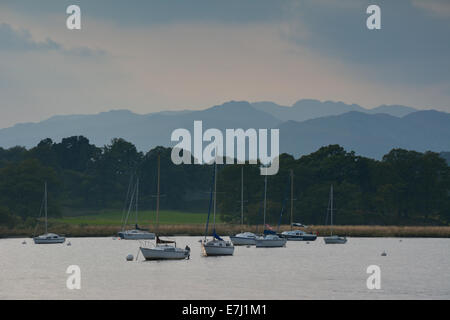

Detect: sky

[0,0,449,128]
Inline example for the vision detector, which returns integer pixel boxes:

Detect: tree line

[0,136,449,227]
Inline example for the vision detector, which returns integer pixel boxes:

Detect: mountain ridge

[0,99,448,160]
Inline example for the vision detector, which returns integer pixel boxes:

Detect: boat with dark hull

[280,230,317,241]
[279,170,317,242]
[323,185,347,244]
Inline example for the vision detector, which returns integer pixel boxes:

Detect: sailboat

[255,175,287,248]
[323,184,347,244]
[118,177,155,240]
[140,154,190,260]
[230,167,257,246]
[33,182,65,244]
[280,170,317,241]
[201,164,234,256]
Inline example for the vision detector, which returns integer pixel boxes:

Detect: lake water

[1,237,449,299]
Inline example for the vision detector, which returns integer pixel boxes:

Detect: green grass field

[50,209,219,226]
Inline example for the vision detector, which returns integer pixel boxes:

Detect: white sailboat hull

[230,236,256,246]
[33,234,65,244]
[202,240,234,256]
[255,237,287,248]
[118,230,155,240]
[140,245,189,260]
[324,236,347,244]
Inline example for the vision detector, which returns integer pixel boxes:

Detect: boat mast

[44,182,48,234]
[263,175,267,228]
[203,165,215,241]
[135,177,139,226]
[241,166,244,233]
[290,169,294,231]
[213,163,217,228]
[156,154,161,235]
[330,184,333,236]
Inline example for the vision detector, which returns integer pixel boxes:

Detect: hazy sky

[0,0,449,128]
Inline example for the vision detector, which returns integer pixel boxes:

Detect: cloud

[0,0,449,130]
[0,23,105,57]
[0,23,61,51]
[411,0,450,17]
[1,0,294,26]
[282,0,450,86]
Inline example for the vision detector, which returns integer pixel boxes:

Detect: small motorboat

[118,228,155,240]
[34,233,66,244]
[280,230,317,241]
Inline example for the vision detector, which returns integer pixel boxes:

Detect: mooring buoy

[126,254,134,261]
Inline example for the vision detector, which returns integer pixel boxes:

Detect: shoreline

[1,224,450,239]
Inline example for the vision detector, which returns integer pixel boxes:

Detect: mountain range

[0,99,448,160]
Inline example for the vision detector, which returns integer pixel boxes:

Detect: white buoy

[381,251,387,256]
[126,254,134,261]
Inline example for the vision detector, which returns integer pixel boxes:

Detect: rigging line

[120,174,134,228]
[325,186,331,227]
[277,173,291,233]
[122,181,137,231]
[203,164,216,241]
[32,191,46,238]
[255,178,266,234]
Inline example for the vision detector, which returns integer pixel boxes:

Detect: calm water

[1,237,449,299]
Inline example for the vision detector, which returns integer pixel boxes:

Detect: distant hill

[251,99,418,122]
[367,105,418,117]
[0,99,447,160]
[441,152,450,165]
[279,110,450,159]
[0,101,280,151]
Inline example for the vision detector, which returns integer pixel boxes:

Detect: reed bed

[1,224,450,238]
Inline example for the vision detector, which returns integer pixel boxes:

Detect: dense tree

[0,146,27,168]
[0,139,448,228]
[0,159,60,220]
